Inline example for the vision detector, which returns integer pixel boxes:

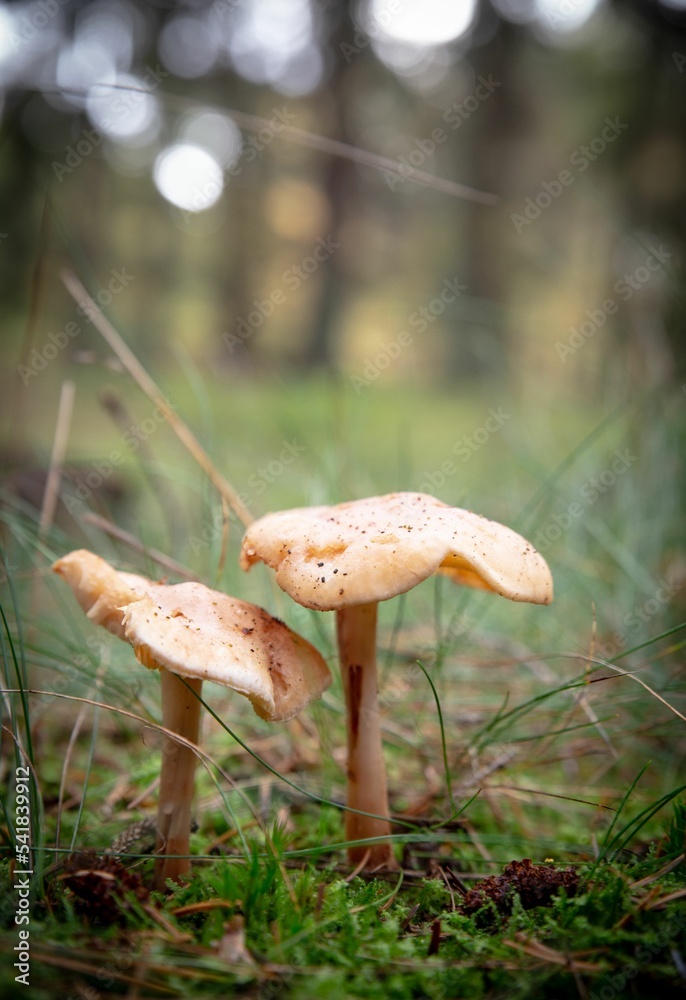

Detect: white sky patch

[77,0,136,71]
[87,72,160,144]
[226,0,323,95]
[0,3,64,88]
[57,38,117,107]
[371,35,432,74]
[365,0,477,47]
[159,14,221,79]
[0,5,18,67]
[491,0,538,23]
[239,0,313,58]
[276,44,324,96]
[178,109,242,169]
[534,0,602,33]
[154,143,224,213]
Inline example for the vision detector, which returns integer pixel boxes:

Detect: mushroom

[239,491,553,869]
[53,549,331,889]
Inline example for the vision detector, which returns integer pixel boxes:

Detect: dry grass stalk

[61,269,253,528]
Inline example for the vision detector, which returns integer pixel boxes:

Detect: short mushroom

[53,549,331,889]
[240,491,553,870]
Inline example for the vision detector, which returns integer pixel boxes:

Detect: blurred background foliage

[1,0,684,378]
[0,0,685,656]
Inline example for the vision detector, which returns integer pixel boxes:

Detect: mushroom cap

[239,492,553,611]
[52,549,148,639]
[53,549,331,722]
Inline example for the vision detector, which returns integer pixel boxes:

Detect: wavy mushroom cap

[52,549,149,639]
[52,549,331,722]
[122,585,331,722]
[240,492,553,611]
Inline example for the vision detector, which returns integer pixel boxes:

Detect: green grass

[1,364,685,998]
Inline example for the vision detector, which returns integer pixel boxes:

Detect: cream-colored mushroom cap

[53,549,149,639]
[53,549,331,722]
[240,492,553,610]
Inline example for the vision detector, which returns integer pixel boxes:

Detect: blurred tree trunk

[611,0,686,384]
[299,4,357,370]
[453,11,524,379]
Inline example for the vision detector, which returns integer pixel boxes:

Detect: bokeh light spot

[534,0,602,34]
[153,143,224,213]
[265,178,330,241]
[178,109,242,168]
[159,15,221,79]
[365,0,477,47]
[87,72,161,144]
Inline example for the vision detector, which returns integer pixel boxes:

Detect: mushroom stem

[336,602,397,870]
[154,670,203,890]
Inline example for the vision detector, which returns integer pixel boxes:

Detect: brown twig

[427,918,441,957]
[630,854,686,889]
[170,899,241,917]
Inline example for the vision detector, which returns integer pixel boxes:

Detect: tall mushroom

[53,549,331,888]
[240,491,553,870]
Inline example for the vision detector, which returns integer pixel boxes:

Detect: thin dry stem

[39,379,75,538]
[60,269,253,528]
[82,512,199,580]
[53,84,498,204]
[222,107,499,205]
[215,494,230,582]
